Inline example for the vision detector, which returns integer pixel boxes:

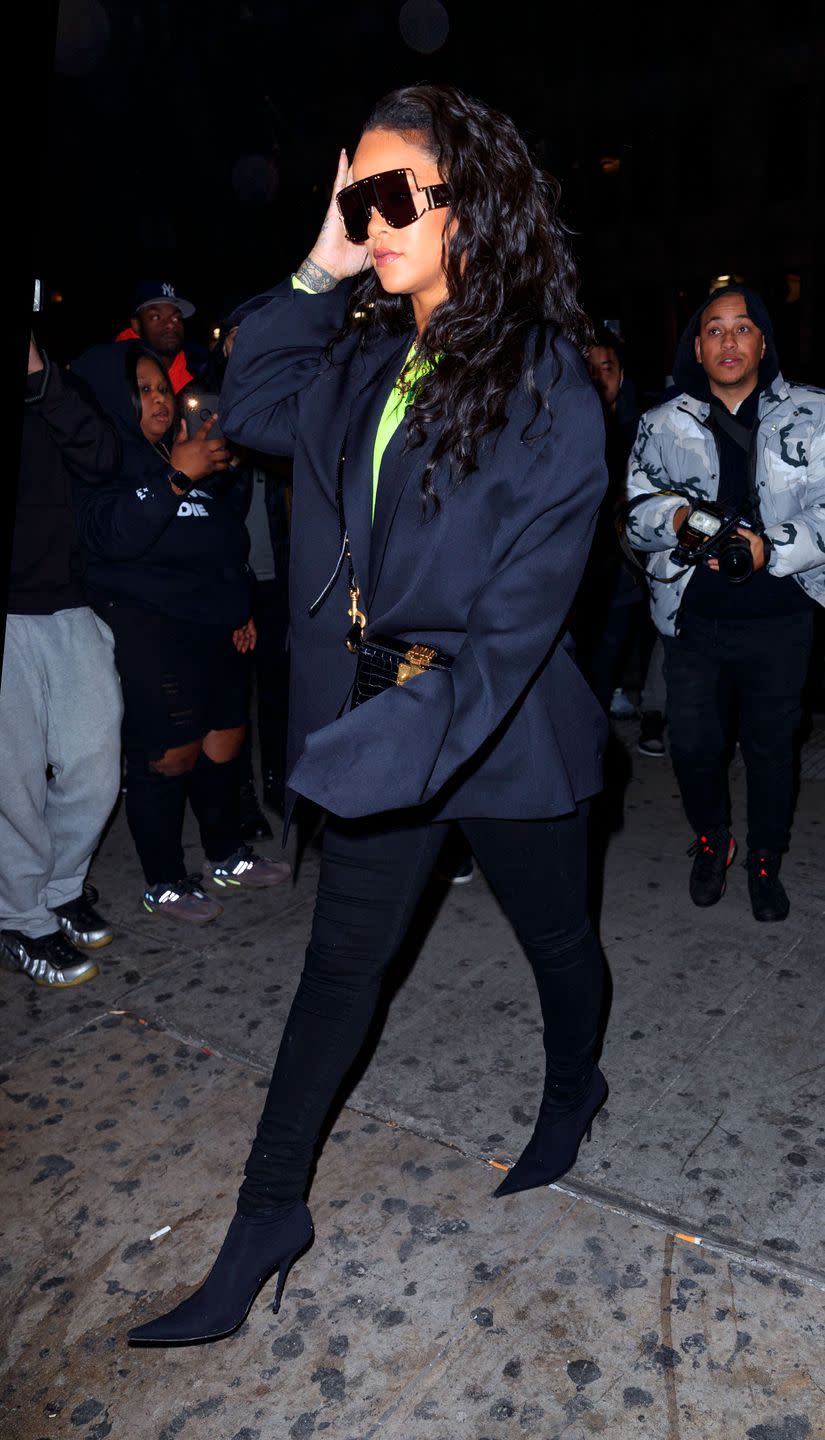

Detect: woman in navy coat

[129,82,610,1347]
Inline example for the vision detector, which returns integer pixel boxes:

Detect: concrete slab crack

[659,1232,682,1440]
[678,1110,724,1175]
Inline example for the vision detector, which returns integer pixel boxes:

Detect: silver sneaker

[53,882,113,949]
[207,844,292,889]
[0,929,100,987]
[142,875,223,925]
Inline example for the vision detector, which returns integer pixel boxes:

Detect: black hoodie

[70,342,252,627]
[10,354,121,615]
[671,284,781,401]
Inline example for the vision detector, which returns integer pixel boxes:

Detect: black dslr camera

[671,500,760,583]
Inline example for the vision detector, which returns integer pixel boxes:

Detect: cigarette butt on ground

[675,1231,702,1245]
[489,1160,510,1172]
[150,1226,171,1241]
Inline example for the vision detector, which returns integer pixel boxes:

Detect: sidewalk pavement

[2,719,824,1440]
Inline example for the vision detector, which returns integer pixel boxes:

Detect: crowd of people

[2,284,295,986]
[2,77,823,1349]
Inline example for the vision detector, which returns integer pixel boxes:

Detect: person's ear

[130,313,142,336]
[694,335,702,363]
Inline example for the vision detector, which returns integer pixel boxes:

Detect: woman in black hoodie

[71,341,291,922]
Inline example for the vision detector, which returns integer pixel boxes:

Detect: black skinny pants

[663,610,815,853]
[238,804,605,1215]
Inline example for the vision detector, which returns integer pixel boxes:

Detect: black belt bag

[352,632,454,707]
[307,437,455,708]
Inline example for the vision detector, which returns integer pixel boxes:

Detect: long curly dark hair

[339,82,593,503]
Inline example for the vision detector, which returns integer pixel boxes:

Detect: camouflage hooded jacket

[623,373,825,636]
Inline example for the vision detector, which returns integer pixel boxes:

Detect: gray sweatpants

[0,608,123,937]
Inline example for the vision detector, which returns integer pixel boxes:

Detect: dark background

[29,0,825,403]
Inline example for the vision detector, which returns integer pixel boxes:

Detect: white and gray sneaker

[142,875,223,925]
[0,929,100,987]
[207,843,292,890]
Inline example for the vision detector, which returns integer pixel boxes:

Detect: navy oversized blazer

[219,277,609,824]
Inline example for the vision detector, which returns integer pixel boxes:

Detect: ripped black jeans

[100,602,249,883]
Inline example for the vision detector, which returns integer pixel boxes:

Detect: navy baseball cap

[131,281,195,319]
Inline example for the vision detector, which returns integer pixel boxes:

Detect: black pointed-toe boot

[128,1202,313,1345]
[494,1067,608,1198]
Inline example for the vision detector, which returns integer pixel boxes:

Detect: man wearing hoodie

[625,285,825,922]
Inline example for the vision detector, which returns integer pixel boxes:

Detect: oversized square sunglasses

[336,167,451,245]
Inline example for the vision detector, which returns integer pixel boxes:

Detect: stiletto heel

[127,1201,313,1345]
[272,1249,299,1315]
[494,1066,608,1198]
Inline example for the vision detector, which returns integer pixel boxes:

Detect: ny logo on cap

[162,283,177,299]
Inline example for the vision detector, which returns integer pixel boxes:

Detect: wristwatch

[168,469,193,493]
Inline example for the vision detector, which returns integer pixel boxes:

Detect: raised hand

[298,150,370,288]
[169,414,230,484]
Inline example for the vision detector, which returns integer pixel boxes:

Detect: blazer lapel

[368,389,445,609]
[368,419,419,606]
[340,332,414,614]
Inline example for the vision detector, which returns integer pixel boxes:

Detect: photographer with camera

[624,285,825,922]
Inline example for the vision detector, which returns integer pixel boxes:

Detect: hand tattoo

[295,256,338,293]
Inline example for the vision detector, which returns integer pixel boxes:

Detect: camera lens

[718,533,753,583]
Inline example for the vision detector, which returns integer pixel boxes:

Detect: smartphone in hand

[183,390,223,440]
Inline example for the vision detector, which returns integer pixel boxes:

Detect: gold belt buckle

[397,643,437,686]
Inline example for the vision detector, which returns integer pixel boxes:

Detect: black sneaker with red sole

[687,830,737,907]
[746,850,790,922]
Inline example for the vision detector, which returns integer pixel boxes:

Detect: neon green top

[371,346,428,521]
[292,274,431,522]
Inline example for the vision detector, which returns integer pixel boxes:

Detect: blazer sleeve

[219,277,356,459]
[287,373,608,818]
